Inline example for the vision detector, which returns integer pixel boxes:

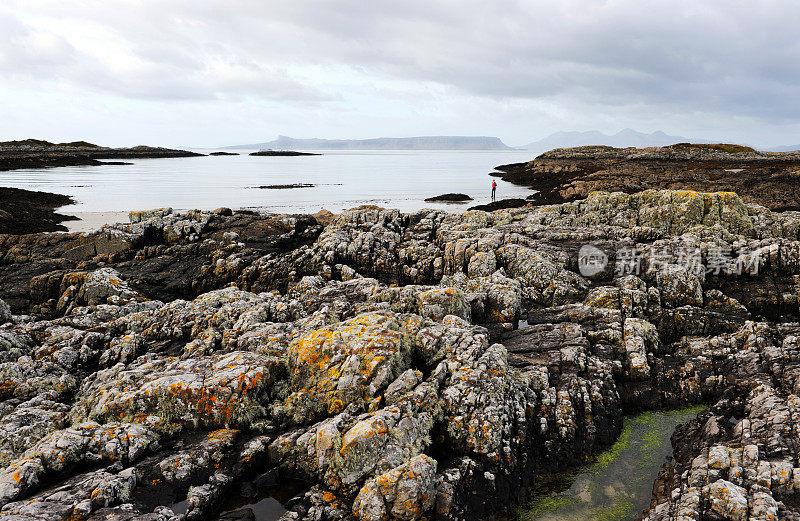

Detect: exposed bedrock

[495,144,800,211]
[0,187,79,235]
[2,190,800,519]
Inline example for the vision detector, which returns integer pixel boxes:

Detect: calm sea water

[0,150,539,214]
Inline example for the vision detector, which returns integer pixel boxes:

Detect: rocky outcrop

[0,187,78,234]
[0,139,203,171]
[467,198,528,211]
[256,184,317,189]
[3,189,800,520]
[494,144,800,211]
[424,194,473,203]
[249,151,321,157]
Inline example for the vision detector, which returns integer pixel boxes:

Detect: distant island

[769,143,800,152]
[519,128,800,152]
[521,129,707,151]
[227,135,515,151]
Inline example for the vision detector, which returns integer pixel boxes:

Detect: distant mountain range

[768,144,800,152]
[222,131,799,153]
[226,135,514,151]
[520,129,708,151]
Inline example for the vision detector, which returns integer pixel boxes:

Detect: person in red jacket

[491,180,497,201]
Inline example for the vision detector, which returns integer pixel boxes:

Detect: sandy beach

[63,211,130,233]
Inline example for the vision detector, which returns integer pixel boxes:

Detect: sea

[0,150,539,219]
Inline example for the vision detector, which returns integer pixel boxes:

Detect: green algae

[518,495,579,521]
[594,423,631,471]
[516,406,706,521]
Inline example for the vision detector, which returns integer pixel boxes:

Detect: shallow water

[215,477,308,520]
[0,149,539,214]
[517,407,704,521]
[219,497,285,519]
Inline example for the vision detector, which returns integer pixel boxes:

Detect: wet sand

[64,212,130,233]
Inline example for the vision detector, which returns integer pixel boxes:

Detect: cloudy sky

[1,0,799,148]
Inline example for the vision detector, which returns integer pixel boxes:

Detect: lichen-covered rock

[78,267,144,307]
[656,265,703,308]
[4,190,800,520]
[0,299,11,324]
[157,429,238,485]
[0,327,35,363]
[0,422,157,507]
[623,318,659,379]
[0,395,70,466]
[281,312,413,423]
[353,454,437,521]
[0,466,137,521]
[72,351,283,430]
[704,480,748,521]
[0,357,77,400]
[416,287,470,321]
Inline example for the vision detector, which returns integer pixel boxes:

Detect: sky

[1,0,799,148]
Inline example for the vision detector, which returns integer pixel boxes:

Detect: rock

[78,267,144,306]
[0,357,78,400]
[384,369,422,406]
[0,422,157,507]
[255,184,316,189]
[312,209,336,226]
[129,207,173,223]
[467,198,528,211]
[213,207,234,216]
[424,193,473,203]
[467,251,496,278]
[0,396,70,466]
[249,150,321,156]
[416,288,470,320]
[72,351,282,430]
[623,318,658,379]
[353,454,437,521]
[0,298,10,324]
[656,266,703,308]
[704,480,748,521]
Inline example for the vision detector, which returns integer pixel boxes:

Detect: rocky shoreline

[0,187,78,234]
[0,139,203,171]
[1,189,800,520]
[493,144,800,211]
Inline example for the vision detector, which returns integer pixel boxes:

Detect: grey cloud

[0,3,336,102]
[0,12,79,75]
[2,0,800,120]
